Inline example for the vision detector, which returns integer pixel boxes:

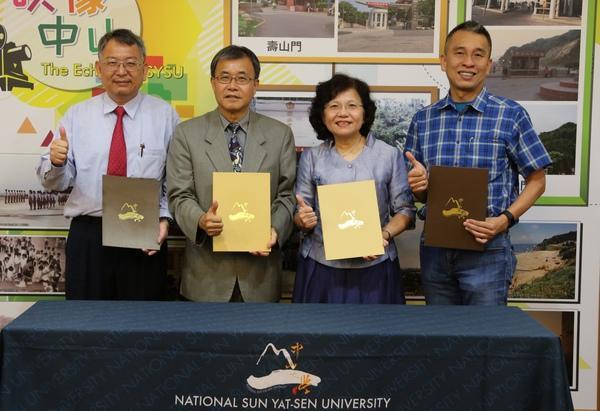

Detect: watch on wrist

[500,210,517,228]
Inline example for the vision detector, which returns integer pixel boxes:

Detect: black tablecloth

[0,301,573,410]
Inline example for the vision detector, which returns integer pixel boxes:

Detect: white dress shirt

[37,92,179,218]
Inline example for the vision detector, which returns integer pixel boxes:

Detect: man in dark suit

[167,45,296,302]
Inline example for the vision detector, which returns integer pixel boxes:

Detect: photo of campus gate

[338,0,436,53]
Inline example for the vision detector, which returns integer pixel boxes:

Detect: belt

[72,215,102,223]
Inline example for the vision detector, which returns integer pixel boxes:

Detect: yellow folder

[212,172,271,252]
[317,180,383,260]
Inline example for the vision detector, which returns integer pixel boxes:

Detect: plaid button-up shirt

[405,88,552,217]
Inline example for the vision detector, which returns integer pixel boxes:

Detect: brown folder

[424,166,488,251]
[212,172,271,252]
[102,175,160,250]
[318,180,384,260]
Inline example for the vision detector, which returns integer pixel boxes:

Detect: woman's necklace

[336,136,364,161]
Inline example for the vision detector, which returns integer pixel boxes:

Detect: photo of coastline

[486,28,581,101]
[509,222,578,300]
[522,102,577,175]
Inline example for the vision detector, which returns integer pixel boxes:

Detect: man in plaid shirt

[404,21,552,305]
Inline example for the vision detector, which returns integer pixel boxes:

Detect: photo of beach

[509,221,579,300]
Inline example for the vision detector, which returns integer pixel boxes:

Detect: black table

[1,301,573,410]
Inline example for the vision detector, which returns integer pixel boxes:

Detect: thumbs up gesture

[199,200,223,236]
[405,152,428,194]
[294,194,317,231]
[50,126,69,167]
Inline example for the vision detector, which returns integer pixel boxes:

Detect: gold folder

[318,180,383,260]
[212,172,271,252]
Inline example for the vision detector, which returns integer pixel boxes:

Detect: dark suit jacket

[167,109,296,302]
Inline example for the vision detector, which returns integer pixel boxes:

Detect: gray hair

[98,29,146,60]
[210,45,260,80]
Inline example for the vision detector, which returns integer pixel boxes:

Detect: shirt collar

[438,87,488,113]
[102,92,143,118]
[219,111,250,133]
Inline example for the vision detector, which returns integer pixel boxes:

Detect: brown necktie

[107,106,127,176]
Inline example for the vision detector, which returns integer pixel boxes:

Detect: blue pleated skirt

[292,256,405,304]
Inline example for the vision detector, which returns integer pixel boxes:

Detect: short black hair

[309,73,376,141]
[445,20,492,56]
[210,45,261,80]
[98,29,146,60]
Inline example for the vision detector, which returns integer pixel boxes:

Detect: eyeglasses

[101,59,144,72]
[213,74,255,85]
[324,101,364,113]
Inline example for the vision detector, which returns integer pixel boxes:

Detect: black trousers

[65,216,167,300]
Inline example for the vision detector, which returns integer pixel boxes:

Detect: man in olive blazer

[167,46,296,302]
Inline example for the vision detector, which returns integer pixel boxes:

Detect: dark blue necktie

[228,123,243,172]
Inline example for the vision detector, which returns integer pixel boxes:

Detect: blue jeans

[419,232,517,305]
